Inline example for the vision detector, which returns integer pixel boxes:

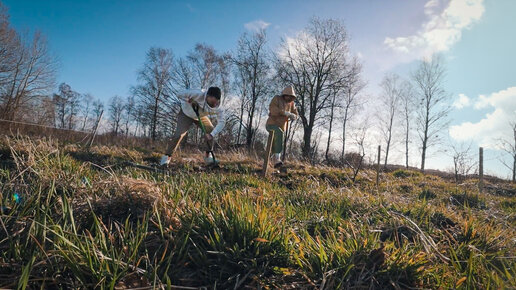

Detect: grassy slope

[0,135,515,289]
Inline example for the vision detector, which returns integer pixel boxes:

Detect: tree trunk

[302,127,312,159]
[421,138,427,172]
[513,128,516,183]
[151,94,159,141]
[246,65,258,148]
[245,108,255,148]
[325,114,333,162]
[341,107,349,162]
[405,118,409,168]
[237,103,244,144]
[81,114,88,131]
[384,132,391,169]
[421,105,430,172]
[325,94,336,162]
[513,154,516,183]
[384,114,394,169]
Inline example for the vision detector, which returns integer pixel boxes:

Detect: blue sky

[3,0,429,99]
[3,0,516,177]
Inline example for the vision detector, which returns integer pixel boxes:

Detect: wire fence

[0,118,169,152]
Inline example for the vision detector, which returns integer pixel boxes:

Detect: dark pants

[266,125,284,154]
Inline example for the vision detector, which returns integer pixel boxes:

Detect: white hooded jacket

[178,89,226,137]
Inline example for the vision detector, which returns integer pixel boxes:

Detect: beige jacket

[266,95,299,131]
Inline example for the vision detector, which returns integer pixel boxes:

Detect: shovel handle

[192,104,218,163]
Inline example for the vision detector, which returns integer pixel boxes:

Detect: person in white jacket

[160,87,225,165]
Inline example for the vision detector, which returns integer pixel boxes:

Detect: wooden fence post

[88,110,104,149]
[479,147,484,194]
[261,130,275,177]
[376,145,381,190]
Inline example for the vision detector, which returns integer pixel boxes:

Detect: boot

[204,156,215,164]
[272,153,283,168]
[160,155,171,166]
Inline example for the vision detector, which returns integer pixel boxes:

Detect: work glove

[189,98,200,112]
[285,111,297,121]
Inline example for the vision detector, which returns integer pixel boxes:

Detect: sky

[3,0,516,178]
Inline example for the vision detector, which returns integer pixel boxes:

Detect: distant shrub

[500,200,516,213]
[430,212,456,229]
[450,192,486,209]
[418,189,436,200]
[393,169,421,179]
[380,225,417,244]
[320,171,351,187]
[399,184,413,193]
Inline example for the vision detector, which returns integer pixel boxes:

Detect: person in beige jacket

[265,86,299,167]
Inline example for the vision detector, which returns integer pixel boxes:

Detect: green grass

[0,135,514,289]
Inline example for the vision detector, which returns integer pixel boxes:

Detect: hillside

[0,135,515,289]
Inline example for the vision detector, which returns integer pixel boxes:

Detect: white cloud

[474,87,516,110]
[276,32,313,60]
[244,20,270,32]
[384,0,485,61]
[453,93,471,109]
[474,94,489,109]
[450,86,516,149]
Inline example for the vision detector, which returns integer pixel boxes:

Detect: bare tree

[1,31,56,121]
[187,43,222,89]
[53,83,80,129]
[123,95,135,136]
[412,55,451,172]
[378,73,402,169]
[399,80,416,168]
[53,92,66,128]
[31,95,55,125]
[132,104,145,137]
[233,66,248,145]
[499,120,516,182]
[92,99,104,124]
[448,142,476,184]
[218,52,232,105]
[232,30,270,148]
[108,95,125,135]
[325,89,338,162]
[67,90,81,130]
[132,47,174,141]
[80,93,94,131]
[341,62,366,161]
[347,121,369,183]
[171,57,194,91]
[0,3,19,90]
[276,18,360,159]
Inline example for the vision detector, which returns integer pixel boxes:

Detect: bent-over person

[160,87,225,166]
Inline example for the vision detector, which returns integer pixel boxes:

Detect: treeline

[0,4,55,124]
[1,3,514,179]
[0,3,464,170]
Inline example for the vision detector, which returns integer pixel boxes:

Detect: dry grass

[0,135,514,289]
